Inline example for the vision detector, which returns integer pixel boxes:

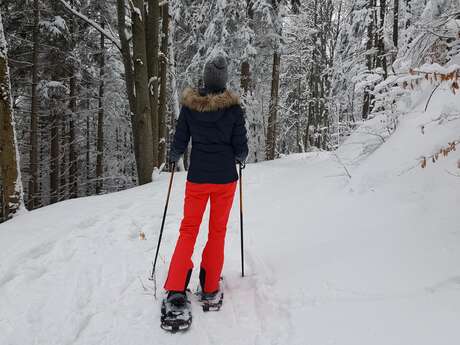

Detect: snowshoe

[196,277,224,312]
[160,291,192,333]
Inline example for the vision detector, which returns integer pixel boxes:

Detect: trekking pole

[150,163,176,285]
[239,162,245,277]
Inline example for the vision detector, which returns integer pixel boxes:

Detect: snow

[415,63,460,75]
[39,16,68,37]
[0,12,7,59]
[46,81,66,88]
[129,0,143,21]
[1,87,460,344]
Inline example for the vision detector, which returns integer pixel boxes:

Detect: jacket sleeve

[169,106,190,162]
[231,105,249,162]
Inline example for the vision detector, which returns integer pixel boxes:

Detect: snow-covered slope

[1,88,459,345]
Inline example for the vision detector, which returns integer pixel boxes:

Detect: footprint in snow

[76,216,100,230]
[24,241,56,260]
[427,276,460,293]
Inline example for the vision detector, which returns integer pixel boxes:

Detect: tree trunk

[146,0,160,168]
[115,126,120,188]
[68,80,77,198]
[266,51,281,161]
[96,28,105,194]
[116,0,138,172]
[86,99,91,196]
[50,94,60,204]
[306,0,319,148]
[168,27,182,171]
[363,0,376,119]
[291,0,301,14]
[378,0,388,78]
[0,13,22,220]
[132,0,154,184]
[366,0,375,71]
[28,0,40,209]
[68,0,78,199]
[296,73,303,152]
[241,61,251,94]
[158,2,170,166]
[393,0,399,49]
[59,111,67,201]
[405,0,411,29]
[241,0,254,98]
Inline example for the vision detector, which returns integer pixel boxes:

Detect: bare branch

[425,84,440,112]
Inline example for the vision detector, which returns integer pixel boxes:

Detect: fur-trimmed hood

[181,87,240,112]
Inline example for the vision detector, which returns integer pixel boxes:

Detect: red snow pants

[164,180,237,293]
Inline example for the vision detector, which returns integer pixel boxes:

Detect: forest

[1,0,459,222]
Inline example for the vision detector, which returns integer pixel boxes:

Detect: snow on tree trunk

[168,23,185,171]
[0,12,24,220]
[146,0,161,169]
[158,2,170,166]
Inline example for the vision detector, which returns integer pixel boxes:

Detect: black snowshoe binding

[161,291,192,333]
[196,277,224,312]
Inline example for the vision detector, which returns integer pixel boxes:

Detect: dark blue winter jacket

[169,87,249,184]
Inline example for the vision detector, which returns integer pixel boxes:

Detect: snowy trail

[0,154,341,345]
[1,99,460,344]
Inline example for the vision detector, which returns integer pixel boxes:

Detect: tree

[146,0,161,169]
[265,0,284,160]
[48,82,66,204]
[68,0,79,199]
[266,51,281,160]
[241,0,255,94]
[96,26,105,194]
[393,0,399,49]
[377,0,388,79]
[116,0,137,161]
[158,2,170,166]
[0,11,23,219]
[131,0,154,184]
[28,0,40,208]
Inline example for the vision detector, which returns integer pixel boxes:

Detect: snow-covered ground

[1,86,459,345]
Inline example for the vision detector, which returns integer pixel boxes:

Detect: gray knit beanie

[203,55,228,91]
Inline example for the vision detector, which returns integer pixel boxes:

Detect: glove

[169,149,181,163]
[235,153,247,164]
[235,156,246,169]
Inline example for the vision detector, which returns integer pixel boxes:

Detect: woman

[164,55,248,307]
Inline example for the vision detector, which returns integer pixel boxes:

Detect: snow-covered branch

[58,0,122,51]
